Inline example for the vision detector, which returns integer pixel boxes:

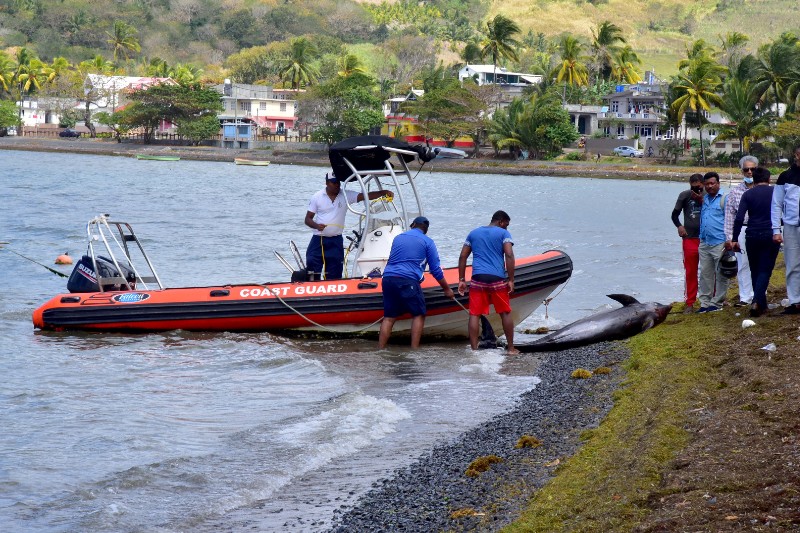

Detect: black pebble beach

[328,342,626,532]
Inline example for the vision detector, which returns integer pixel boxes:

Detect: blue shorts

[382,276,426,318]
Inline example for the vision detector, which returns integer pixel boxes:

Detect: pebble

[327,343,626,532]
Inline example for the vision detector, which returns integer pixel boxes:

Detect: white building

[457,64,543,104]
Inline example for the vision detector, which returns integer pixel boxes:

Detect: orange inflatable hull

[33,251,572,337]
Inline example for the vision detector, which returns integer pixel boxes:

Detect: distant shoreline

[0,136,746,182]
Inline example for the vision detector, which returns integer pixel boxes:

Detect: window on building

[239,101,251,112]
[611,101,619,112]
[641,126,652,138]
[617,124,625,136]
[280,102,287,112]
[260,102,266,110]
[603,125,611,136]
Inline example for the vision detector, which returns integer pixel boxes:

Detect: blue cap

[325,173,339,183]
[411,216,429,227]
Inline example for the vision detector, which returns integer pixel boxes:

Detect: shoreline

[325,343,627,532]
[0,136,745,182]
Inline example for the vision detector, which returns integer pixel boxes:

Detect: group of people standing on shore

[303,172,519,353]
[672,145,800,317]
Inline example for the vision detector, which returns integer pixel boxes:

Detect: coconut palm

[480,15,521,85]
[752,36,800,115]
[337,53,367,78]
[78,55,117,75]
[106,21,141,62]
[553,35,589,87]
[591,21,626,81]
[678,39,717,71]
[0,50,14,93]
[716,78,773,153]
[611,45,642,84]
[718,32,750,73]
[277,37,319,90]
[461,42,483,65]
[672,57,725,165]
[13,48,55,96]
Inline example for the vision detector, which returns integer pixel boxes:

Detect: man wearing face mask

[671,173,704,312]
[724,155,758,307]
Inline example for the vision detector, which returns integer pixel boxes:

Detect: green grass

[501,313,720,531]
[500,262,790,531]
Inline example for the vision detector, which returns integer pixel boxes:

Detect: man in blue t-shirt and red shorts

[457,210,519,355]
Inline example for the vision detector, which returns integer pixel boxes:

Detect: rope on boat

[541,274,571,319]
[263,283,385,334]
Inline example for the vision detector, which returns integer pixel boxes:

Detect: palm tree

[678,39,717,71]
[553,36,589,87]
[277,37,319,90]
[461,42,483,65]
[337,53,366,78]
[672,57,725,166]
[716,78,773,153]
[611,45,642,84]
[106,21,141,62]
[78,55,117,76]
[752,36,800,116]
[480,14,521,85]
[718,32,750,73]
[0,50,14,94]
[591,21,626,81]
[487,97,525,156]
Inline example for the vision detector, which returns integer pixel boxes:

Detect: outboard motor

[67,255,136,293]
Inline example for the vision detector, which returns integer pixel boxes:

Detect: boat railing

[338,146,425,278]
[86,214,164,291]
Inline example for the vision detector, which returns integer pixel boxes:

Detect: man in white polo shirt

[304,173,393,280]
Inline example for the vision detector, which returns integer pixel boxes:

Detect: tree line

[1,9,799,159]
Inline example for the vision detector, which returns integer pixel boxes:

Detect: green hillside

[487,0,798,77]
[0,0,797,80]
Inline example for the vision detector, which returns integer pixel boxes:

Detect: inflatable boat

[33,136,572,337]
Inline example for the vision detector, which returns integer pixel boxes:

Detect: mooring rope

[262,283,385,334]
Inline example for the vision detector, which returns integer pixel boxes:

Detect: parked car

[613,146,643,158]
[59,128,80,138]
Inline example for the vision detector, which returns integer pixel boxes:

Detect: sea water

[0,149,695,531]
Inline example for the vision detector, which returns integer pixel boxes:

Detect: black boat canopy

[328,135,434,181]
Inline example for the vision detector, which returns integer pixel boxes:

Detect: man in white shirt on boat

[304,173,393,280]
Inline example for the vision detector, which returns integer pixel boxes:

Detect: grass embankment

[504,263,800,531]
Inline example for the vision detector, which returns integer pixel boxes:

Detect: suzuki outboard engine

[67,255,136,293]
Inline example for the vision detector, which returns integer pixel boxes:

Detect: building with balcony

[457,64,543,105]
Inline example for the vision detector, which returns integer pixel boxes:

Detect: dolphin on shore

[516,294,672,353]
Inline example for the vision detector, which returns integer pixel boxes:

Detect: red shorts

[468,279,511,315]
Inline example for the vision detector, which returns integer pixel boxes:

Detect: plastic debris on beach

[761,343,777,352]
[742,319,756,329]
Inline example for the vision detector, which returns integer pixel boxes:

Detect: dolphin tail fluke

[607,294,640,306]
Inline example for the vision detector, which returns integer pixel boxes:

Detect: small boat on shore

[33,137,572,337]
[234,158,270,166]
[136,154,180,161]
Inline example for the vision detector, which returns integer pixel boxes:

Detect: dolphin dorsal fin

[607,294,640,306]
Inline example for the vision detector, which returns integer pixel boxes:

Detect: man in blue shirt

[698,172,730,312]
[378,217,455,348]
[457,210,518,354]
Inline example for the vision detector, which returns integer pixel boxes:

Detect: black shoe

[734,301,749,307]
[749,304,762,317]
[781,304,800,315]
